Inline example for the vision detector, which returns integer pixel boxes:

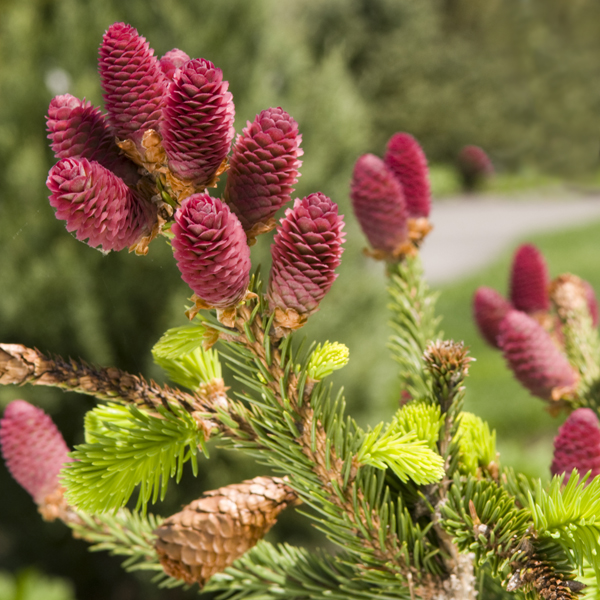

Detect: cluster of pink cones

[45,23,344,317]
[349,133,431,259]
[473,244,598,401]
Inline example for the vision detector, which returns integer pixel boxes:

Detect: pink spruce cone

[159,48,190,81]
[268,192,345,316]
[47,157,156,252]
[162,58,235,187]
[583,280,599,327]
[46,94,139,186]
[497,310,578,400]
[350,154,408,253]
[473,287,512,348]
[172,194,251,308]
[0,400,71,504]
[224,107,303,231]
[551,408,600,480]
[458,145,494,192]
[99,23,168,146]
[510,244,550,313]
[384,133,431,218]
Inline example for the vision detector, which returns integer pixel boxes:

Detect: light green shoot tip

[307,341,350,380]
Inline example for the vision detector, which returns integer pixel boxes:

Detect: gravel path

[420,191,600,285]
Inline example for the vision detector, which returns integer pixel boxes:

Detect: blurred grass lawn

[435,215,600,480]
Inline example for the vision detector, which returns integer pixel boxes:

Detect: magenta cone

[457,145,494,192]
[473,287,512,348]
[159,49,191,81]
[268,192,345,316]
[498,310,577,400]
[172,194,251,308]
[224,107,303,231]
[551,408,600,481]
[384,133,431,218]
[162,58,235,187]
[46,157,156,252]
[510,244,550,313]
[46,94,139,186]
[0,400,71,504]
[99,22,168,146]
[350,154,408,253]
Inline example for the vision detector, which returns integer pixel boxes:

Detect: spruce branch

[442,475,532,578]
[387,256,441,400]
[214,297,445,589]
[68,509,183,587]
[529,471,600,583]
[0,343,252,439]
[204,541,414,600]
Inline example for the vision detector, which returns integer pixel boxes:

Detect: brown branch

[0,343,254,440]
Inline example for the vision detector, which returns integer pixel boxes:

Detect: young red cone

[497,310,578,401]
[268,192,345,321]
[46,157,156,252]
[510,244,550,313]
[46,94,139,186]
[473,287,512,348]
[99,22,168,147]
[162,58,235,187]
[350,154,408,254]
[172,194,251,309]
[384,133,431,218]
[457,145,494,192]
[0,400,71,504]
[224,107,303,232]
[551,408,600,481]
[159,48,190,81]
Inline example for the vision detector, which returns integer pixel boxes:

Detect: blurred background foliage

[1,0,600,598]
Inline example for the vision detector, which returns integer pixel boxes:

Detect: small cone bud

[384,132,431,218]
[99,22,168,147]
[350,154,408,253]
[162,58,235,187]
[423,340,472,413]
[0,400,71,504]
[47,157,156,252]
[154,476,297,585]
[457,145,494,192]
[268,193,345,326]
[159,48,190,81]
[172,194,251,308]
[510,244,550,313]
[46,94,139,186]
[497,311,578,401]
[224,107,303,232]
[551,408,600,480]
[473,287,512,348]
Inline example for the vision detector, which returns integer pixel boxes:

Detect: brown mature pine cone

[154,476,298,586]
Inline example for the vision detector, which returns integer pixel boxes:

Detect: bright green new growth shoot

[62,403,209,513]
[455,412,497,475]
[307,341,350,380]
[356,422,445,485]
